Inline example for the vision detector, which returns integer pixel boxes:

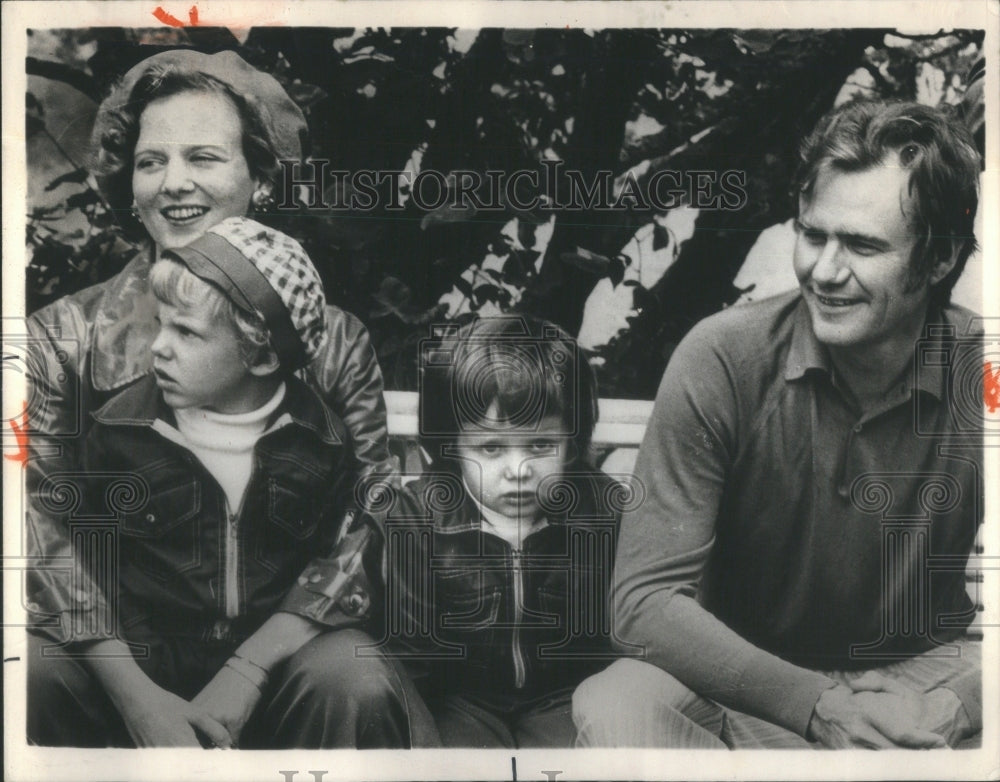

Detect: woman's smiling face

[132,90,258,253]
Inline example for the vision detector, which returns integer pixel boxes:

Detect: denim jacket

[357,469,632,703]
[29,373,375,646]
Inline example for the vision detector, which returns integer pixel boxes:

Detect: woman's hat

[162,217,326,370]
[92,48,307,164]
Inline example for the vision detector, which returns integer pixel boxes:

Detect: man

[573,99,983,749]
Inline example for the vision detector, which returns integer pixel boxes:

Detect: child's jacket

[29,373,368,646]
[363,468,632,703]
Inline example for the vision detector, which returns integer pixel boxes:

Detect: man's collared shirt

[613,292,982,735]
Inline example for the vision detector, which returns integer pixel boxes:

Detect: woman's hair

[418,315,599,470]
[93,66,280,240]
[149,257,275,369]
[795,99,981,307]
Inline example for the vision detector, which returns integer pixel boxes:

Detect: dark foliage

[26,27,983,396]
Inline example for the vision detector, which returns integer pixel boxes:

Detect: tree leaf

[420,201,477,230]
[561,247,612,275]
[652,223,671,251]
[45,168,90,192]
[473,283,502,303]
[64,190,101,211]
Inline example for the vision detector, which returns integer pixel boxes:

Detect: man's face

[793,162,933,354]
[150,296,259,413]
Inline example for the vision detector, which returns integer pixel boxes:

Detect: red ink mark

[152,7,184,26]
[985,362,1000,413]
[5,402,29,464]
[152,5,199,27]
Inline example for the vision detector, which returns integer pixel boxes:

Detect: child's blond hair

[149,257,275,369]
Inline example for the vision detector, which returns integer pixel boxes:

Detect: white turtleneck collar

[173,382,286,452]
[157,382,287,514]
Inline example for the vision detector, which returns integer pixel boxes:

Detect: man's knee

[575,659,692,716]
[574,659,724,748]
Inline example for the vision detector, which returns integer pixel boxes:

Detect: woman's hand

[84,639,232,747]
[191,663,265,745]
[116,679,235,748]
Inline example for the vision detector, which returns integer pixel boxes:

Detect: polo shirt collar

[782,296,946,400]
[784,298,829,381]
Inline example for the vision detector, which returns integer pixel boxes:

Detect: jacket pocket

[436,576,502,668]
[536,579,614,659]
[253,478,323,574]
[119,476,202,582]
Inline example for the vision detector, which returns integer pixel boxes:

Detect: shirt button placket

[838,422,863,498]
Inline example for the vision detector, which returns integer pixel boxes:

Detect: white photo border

[4,2,997,780]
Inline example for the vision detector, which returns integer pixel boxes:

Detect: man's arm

[612,319,837,737]
[613,318,964,747]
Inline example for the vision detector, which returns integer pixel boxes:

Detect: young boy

[28,217,426,748]
[359,315,636,747]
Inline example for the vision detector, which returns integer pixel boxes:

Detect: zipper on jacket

[511,547,527,689]
[223,458,256,621]
[224,508,240,619]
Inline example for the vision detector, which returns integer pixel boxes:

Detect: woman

[26,49,434,749]
[28,49,388,470]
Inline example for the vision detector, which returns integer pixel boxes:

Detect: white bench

[384,391,654,447]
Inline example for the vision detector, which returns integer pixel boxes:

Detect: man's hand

[809,684,900,748]
[848,672,972,747]
[809,677,949,749]
[191,663,264,745]
[114,676,234,748]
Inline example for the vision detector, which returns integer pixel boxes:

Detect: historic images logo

[277,159,748,212]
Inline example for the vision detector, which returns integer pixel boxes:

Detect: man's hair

[93,67,280,241]
[795,99,981,307]
[149,257,275,370]
[419,315,599,469]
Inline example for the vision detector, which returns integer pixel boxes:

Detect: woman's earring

[130,202,143,224]
[252,189,276,213]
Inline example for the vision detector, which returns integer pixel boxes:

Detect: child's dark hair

[419,315,599,470]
